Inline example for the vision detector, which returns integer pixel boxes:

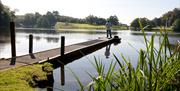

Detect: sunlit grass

[0,63,53,91]
[55,22,105,29]
[55,22,128,30]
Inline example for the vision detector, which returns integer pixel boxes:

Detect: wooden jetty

[0,37,121,71]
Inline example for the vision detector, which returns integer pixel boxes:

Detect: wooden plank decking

[0,37,120,71]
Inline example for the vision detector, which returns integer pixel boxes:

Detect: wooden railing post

[61,36,65,58]
[60,36,65,85]
[10,22,16,58]
[29,34,33,54]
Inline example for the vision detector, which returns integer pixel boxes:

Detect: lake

[0,29,180,91]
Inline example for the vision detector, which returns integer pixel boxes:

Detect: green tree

[107,15,119,25]
[16,11,60,28]
[130,18,139,31]
[36,16,50,28]
[85,15,107,25]
[152,17,161,27]
[23,13,36,28]
[45,11,57,27]
[131,18,153,31]
[174,8,180,19]
[156,8,180,27]
[0,2,13,28]
[85,15,97,25]
[14,15,24,27]
[52,11,60,21]
[96,18,106,25]
[172,19,180,32]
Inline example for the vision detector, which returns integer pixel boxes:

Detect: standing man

[105,21,112,38]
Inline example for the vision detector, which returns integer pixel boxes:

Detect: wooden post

[29,34,33,54]
[10,22,16,58]
[60,36,65,85]
[61,64,65,85]
[61,36,65,57]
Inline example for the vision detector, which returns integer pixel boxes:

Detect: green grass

[0,63,53,91]
[55,22,128,30]
[152,26,173,31]
[73,21,180,91]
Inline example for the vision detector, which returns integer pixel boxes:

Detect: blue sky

[1,0,180,25]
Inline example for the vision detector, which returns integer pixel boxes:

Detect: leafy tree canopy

[107,15,119,25]
[172,19,180,32]
[151,8,180,27]
[85,15,106,25]
[130,18,153,31]
[0,2,14,28]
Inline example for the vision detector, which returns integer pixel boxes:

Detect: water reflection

[0,30,10,58]
[45,37,59,43]
[34,36,41,41]
[16,28,57,34]
[60,64,65,86]
[0,30,10,43]
[105,44,111,58]
[129,30,180,37]
[37,39,121,90]
[25,35,59,43]
[1,29,180,90]
[104,39,121,59]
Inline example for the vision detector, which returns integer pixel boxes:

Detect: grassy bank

[152,27,173,31]
[0,63,53,91]
[55,22,128,30]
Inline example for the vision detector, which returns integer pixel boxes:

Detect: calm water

[0,29,180,91]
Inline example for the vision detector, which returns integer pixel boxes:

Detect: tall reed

[73,20,180,91]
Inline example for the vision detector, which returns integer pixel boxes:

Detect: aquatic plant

[73,20,180,91]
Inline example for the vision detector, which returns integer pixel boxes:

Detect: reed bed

[73,21,180,91]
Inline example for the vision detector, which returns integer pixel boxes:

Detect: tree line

[0,1,179,32]
[15,11,121,28]
[130,8,180,32]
